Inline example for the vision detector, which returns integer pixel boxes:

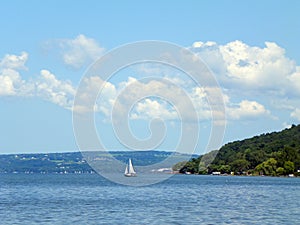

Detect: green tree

[218,165,231,174]
[179,161,199,174]
[284,161,295,174]
[255,158,277,176]
[255,163,265,175]
[282,146,298,162]
[198,161,207,174]
[276,167,285,175]
[230,159,250,173]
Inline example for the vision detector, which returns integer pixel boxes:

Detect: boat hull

[124,173,137,177]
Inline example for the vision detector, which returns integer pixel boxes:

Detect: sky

[0,0,300,154]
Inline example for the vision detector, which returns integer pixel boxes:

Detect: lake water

[0,174,299,224]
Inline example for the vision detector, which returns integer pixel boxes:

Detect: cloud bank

[1,38,299,124]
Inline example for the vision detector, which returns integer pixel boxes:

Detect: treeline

[176,124,300,176]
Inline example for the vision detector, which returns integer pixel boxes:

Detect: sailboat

[124,158,137,177]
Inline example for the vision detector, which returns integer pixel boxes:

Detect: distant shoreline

[0,150,197,174]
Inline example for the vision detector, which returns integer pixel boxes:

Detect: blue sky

[0,1,300,154]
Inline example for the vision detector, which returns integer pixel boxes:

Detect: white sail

[124,158,136,177]
[124,165,129,174]
[128,158,136,174]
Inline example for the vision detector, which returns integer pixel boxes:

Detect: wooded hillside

[177,124,300,176]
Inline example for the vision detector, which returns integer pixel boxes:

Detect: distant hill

[177,124,300,176]
[0,150,197,174]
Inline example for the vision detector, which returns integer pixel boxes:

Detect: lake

[0,174,299,224]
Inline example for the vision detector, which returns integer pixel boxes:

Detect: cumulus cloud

[288,66,300,96]
[191,41,226,75]
[0,52,28,70]
[221,41,294,88]
[227,100,270,120]
[73,75,273,123]
[73,76,207,121]
[131,98,178,120]
[114,78,204,121]
[55,34,104,69]
[0,69,20,96]
[73,76,117,114]
[191,40,300,122]
[110,78,272,122]
[101,77,221,122]
[191,40,299,97]
[0,69,31,96]
[0,52,33,96]
[36,70,76,109]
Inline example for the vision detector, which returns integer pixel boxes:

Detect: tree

[255,158,277,176]
[282,146,298,162]
[284,161,295,174]
[245,148,265,168]
[179,161,198,174]
[255,163,265,175]
[218,165,231,174]
[230,159,250,173]
[276,167,285,176]
[198,161,208,174]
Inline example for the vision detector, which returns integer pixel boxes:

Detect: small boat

[124,158,137,177]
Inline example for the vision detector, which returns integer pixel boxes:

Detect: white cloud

[227,100,270,120]
[0,52,33,96]
[192,42,203,48]
[190,41,227,75]
[0,69,34,96]
[0,56,273,124]
[0,76,14,96]
[189,40,300,124]
[0,69,21,95]
[36,69,75,109]
[0,52,28,70]
[191,40,298,97]
[0,53,76,104]
[116,78,189,121]
[288,66,300,96]
[75,76,270,123]
[73,76,117,114]
[1,40,298,125]
[73,76,199,121]
[59,34,104,69]
[221,41,294,88]
[192,41,216,48]
[291,108,300,121]
[100,77,217,122]
[131,98,178,120]
[128,85,224,122]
